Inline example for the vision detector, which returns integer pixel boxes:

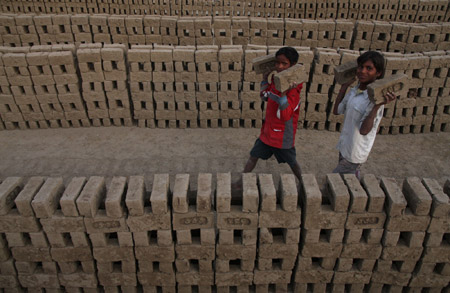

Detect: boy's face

[275,54,291,73]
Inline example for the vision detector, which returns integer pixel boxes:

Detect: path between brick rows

[0,127,449,189]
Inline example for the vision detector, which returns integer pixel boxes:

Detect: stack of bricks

[0,15,20,47]
[266,19,284,46]
[0,51,26,130]
[378,53,406,134]
[65,0,89,14]
[334,174,386,291]
[389,54,427,134]
[27,50,65,128]
[304,0,316,19]
[369,21,392,52]
[177,17,195,46]
[387,22,409,52]
[143,16,162,45]
[213,17,232,46]
[255,174,300,292]
[16,15,38,47]
[409,178,450,291]
[333,20,354,49]
[295,47,314,129]
[126,174,175,292]
[52,15,74,44]
[0,177,40,291]
[299,20,319,48]
[160,16,178,46]
[415,0,438,23]
[284,19,302,47]
[336,0,349,18]
[128,47,155,128]
[249,17,267,46]
[102,45,133,127]
[71,14,93,46]
[196,47,220,128]
[218,46,242,128]
[173,174,215,292]
[6,51,48,129]
[294,174,349,291]
[126,16,145,46]
[317,19,335,48]
[90,14,111,44]
[78,46,111,127]
[241,46,265,128]
[352,20,374,51]
[79,176,137,292]
[370,177,431,291]
[174,46,198,128]
[152,46,176,128]
[413,52,448,133]
[8,177,62,291]
[34,15,55,45]
[424,52,450,132]
[406,25,432,53]
[195,17,214,45]
[377,0,397,21]
[108,16,128,44]
[215,173,258,292]
[40,177,97,292]
[348,0,360,19]
[231,17,249,46]
[305,48,340,130]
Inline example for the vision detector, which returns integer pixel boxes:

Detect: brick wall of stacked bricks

[1,0,449,23]
[0,40,449,133]
[0,174,448,292]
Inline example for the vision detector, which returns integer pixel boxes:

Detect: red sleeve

[277,83,302,121]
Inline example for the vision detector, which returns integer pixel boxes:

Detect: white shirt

[336,85,384,164]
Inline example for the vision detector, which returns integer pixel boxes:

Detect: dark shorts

[250,138,297,166]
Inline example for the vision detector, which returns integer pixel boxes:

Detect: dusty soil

[0,127,449,190]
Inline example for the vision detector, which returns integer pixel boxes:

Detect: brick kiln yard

[0,127,449,188]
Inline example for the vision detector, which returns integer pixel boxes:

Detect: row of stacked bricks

[78,44,132,127]
[0,45,90,130]
[0,174,449,291]
[2,14,450,53]
[2,0,450,22]
[352,21,450,54]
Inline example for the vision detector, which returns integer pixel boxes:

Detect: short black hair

[357,51,385,79]
[276,47,299,66]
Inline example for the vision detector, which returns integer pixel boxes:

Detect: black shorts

[250,138,297,166]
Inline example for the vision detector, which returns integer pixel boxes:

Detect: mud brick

[259,174,277,212]
[18,268,60,289]
[401,177,432,216]
[334,60,358,85]
[216,173,232,213]
[215,269,254,286]
[76,176,106,218]
[367,74,408,104]
[216,241,257,260]
[30,177,63,219]
[11,245,51,262]
[137,271,175,286]
[0,177,23,216]
[50,246,93,263]
[253,268,291,284]
[58,270,98,289]
[56,177,86,217]
[135,244,175,262]
[273,64,305,93]
[422,178,449,225]
[381,177,407,217]
[98,271,137,287]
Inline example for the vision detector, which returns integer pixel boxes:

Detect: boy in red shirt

[241,47,303,181]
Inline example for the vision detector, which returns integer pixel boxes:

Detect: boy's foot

[231,181,243,192]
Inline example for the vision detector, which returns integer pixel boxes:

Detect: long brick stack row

[0,174,448,291]
[1,14,450,53]
[1,0,449,23]
[1,45,450,133]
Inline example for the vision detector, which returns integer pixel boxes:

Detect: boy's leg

[289,161,302,181]
[333,152,361,178]
[243,156,259,173]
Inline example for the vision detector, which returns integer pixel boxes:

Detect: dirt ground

[0,127,449,191]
